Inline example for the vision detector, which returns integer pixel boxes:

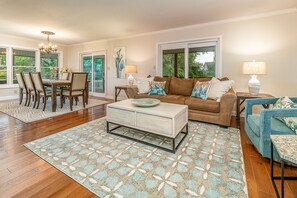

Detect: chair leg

[24,92,28,106]
[43,97,46,111]
[60,95,63,108]
[36,93,40,109]
[75,97,79,105]
[27,91,31,107]
[33,92,37,108]
[19,88,23,105]
[83,94,85,108]
[70,97,73,111]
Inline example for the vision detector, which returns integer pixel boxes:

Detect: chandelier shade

[39,31,58,54]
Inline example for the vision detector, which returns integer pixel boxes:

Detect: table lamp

[242,61,267,95]
[125,65,137,86]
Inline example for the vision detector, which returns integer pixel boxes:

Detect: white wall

[0,34,67,99]
[67,11,297,98]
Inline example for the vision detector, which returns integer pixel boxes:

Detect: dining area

[16,72,89,112]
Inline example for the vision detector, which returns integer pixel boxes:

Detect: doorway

[81,51,106,97]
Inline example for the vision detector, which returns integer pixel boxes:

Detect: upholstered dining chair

[245,98,297,160]
[23,73,37,107]
[16,72,28,105]
[60,72,88,111]
[30,72,52,111]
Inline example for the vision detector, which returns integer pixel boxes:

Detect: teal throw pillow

[191,81,211,100]
[273,96,297,134]
[148,81,166,96]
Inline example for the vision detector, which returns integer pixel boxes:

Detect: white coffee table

[106,99,188,153]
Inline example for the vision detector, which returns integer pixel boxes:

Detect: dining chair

[23,73,37,107]
[60,72,88,111]
[16,72,28,105]
[30,72,52,111]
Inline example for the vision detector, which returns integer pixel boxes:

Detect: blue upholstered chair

[245,98,297,159]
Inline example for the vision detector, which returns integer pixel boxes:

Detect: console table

[236,92,273,127]
[114,85,137,102]
[270,135,297,198]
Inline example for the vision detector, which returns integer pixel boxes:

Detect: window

[158,37,221,78]
[12,49,36,83]
[40,53,58,78]
[0,48,7,84]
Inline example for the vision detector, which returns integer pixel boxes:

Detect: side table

[270,135,297,198]
[236,92,273,127]
[114,85,137,102]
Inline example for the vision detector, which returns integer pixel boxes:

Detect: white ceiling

[0,0,296,45]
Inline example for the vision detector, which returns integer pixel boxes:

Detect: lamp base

[248,75,260,95]
[127,74,134,86]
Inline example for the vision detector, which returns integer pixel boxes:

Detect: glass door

[82,52,106,96]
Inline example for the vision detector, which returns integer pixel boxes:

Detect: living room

[0,0,297,197]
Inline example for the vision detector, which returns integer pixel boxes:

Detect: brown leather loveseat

[129,76,236,127]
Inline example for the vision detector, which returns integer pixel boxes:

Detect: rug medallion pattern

[25,118,248,197]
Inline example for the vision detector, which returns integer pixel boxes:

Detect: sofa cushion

[185,97,220,113]
[154,76,171,94]
[169,78,194,96]
[247,115,295,137]
[135,94,161,99]
[158,95,187,105]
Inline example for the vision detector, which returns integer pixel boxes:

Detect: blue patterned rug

[24,118,248,197]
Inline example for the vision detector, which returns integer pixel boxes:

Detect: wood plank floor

[0,98,296,198]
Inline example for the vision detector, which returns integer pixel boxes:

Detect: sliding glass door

[82,52,106,96]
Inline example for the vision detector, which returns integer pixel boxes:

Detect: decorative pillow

[191,81,211,100]
[273,96,297,134]
[148,81,166,96]
[207,78,234,102]
[135,77,153,94]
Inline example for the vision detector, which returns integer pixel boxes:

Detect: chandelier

[39,31,58,54]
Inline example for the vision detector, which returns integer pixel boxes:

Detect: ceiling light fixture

[39,31,58,54]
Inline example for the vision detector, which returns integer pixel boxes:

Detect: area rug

[24,118,248,197]
[0,98,109,123]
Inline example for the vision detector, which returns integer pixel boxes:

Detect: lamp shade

[242,61,267,75]
[125,65,137,74]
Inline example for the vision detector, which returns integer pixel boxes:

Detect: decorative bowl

[131,98,160,107]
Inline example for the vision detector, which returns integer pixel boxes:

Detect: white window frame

[0,47,8,85]
[0,44,63,88]
[156,36,222,78]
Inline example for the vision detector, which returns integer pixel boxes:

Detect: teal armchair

[244,98,297,159]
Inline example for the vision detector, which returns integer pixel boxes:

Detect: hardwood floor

[0,99,296,197]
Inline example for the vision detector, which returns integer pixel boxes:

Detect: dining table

[42,79,89,112]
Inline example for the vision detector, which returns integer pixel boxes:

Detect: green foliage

[162,50,216,78]
[13,56,35,66]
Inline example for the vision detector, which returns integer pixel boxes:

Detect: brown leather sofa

[128,76,236,127]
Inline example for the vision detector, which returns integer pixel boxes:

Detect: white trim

[156,36,222,78]
[79,50,107,97]
[68,8,296,46]
[0,95,18,101]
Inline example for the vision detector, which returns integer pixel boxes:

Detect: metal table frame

[270,141,297,198]
[106,121,188,153]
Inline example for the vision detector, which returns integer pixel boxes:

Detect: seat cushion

[169,78,194,96]
[247,115,295,137]
[185,97,220,113]
[158,95,187,105]
[62,90,84,96]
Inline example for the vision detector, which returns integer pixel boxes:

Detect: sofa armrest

[126,86,139,98]
[218,89,236,126]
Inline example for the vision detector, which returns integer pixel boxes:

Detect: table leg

[52,84,57,112]
[86,81,89,105]
[281,160,284,198]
